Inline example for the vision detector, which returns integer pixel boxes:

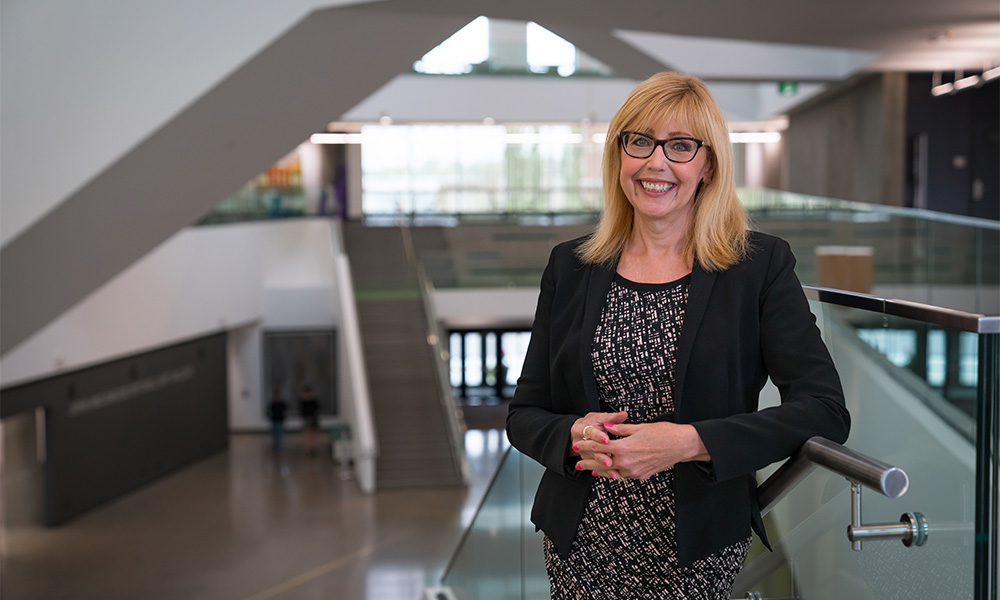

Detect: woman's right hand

[570,410,628,478]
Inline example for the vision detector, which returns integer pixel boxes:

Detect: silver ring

[582,425,595,441]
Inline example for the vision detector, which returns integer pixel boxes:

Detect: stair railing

[329,220,379,493]
[400,224,470,484]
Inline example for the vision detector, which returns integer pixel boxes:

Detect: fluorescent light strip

[504,133,583,144]
[311,132,586,145]
[310,133,364,144]
[954,75,981,90]
[311,131,782,145]
[730,132,782,144]
[931,83,955,96]
[984,66,1000,81]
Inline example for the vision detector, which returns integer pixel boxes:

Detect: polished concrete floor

[1,420,510,600]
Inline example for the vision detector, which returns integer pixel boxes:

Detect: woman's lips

[639,180,676,193]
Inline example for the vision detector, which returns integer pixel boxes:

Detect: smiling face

[618,120,713,229]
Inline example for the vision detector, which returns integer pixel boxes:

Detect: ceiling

[364,0,1000,80]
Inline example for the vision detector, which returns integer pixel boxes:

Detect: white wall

[0,223,264,384]
[0,219,346,431]
[433,288,538,329]
[0,216,547,430]
[0,0,366,247]
[343,75,638,123]
[341,73,809,124]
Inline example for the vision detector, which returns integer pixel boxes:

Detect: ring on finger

[582,425,595,441]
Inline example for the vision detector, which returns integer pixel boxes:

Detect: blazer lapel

[580,263,615,412]
[674,264,716,420]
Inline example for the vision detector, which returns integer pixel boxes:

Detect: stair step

[344,224,465,490]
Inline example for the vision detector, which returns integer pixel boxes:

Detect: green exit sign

[778,81,798,96]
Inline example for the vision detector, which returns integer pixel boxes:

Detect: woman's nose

[646,145,672,168]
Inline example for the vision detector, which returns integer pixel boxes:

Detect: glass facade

[361,124,602,219]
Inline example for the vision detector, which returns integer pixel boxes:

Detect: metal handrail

[757,436,927,550]
[400,224,470,485]
[757,437,908,515]
[802,285,999,334]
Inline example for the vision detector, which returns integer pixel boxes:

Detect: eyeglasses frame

[618,131,709,163]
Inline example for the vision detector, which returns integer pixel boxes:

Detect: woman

[506,72,850,599]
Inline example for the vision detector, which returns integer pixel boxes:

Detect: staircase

[342,222,466,488]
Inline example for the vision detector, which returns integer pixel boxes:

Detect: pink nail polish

[604,423,615,427]
[575,463,582,470]
[601,438,608,444]
[572,445,579,451]
[603,460,610,467]
[611,473,618,480]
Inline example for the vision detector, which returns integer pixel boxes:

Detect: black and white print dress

[544,273,750,600]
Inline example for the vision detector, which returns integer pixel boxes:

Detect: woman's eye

[670,140,695,152]
[631,136,652,147]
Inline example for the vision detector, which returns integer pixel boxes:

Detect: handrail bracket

[845,479,929,549]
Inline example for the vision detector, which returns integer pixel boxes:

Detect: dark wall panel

[906,74,999,220]
[0,333,228,525]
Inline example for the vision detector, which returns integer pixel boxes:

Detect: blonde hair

[577,72,749,271]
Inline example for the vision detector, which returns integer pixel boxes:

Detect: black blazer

[506,231,850,566]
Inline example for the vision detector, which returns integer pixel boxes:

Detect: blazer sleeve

[506,245,587,480]
[691,238,851,483]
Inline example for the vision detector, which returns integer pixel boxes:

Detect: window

[361,124,601,216]
[449,328,531,402]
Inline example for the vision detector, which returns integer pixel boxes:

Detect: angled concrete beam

[534,21,672,82]
[0,6,471,355]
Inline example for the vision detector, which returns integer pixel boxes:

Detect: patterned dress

[544,273,750,600]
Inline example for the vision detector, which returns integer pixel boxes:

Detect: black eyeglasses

[619,131,708,163]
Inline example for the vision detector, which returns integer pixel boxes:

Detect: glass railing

[195,186,997,314]
[196,184,337,225]
[439,446,546,600]
[438,289,999,600]
[735,293,997,599]
[742,189,1000,315]
[357,188,999,314]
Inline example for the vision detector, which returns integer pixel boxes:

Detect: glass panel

[412,17,614,78]
[485,333,498,386]
[450,332,464,388]
[413,16,489,75]
[464,333,483,387]
[441,300,997,600]
[958,332,978,387]
[734,300,980,598]
[441,449,545,600]
[744,188,1000,314]
[927,329,947,387]
[361,124,601,220]
[501,332,532,387]
[526,21,576,76]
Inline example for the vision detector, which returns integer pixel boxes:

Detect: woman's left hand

[594,422,711,481]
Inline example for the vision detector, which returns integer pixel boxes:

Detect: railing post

[850,480,863,551]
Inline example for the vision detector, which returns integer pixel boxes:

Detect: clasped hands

[570,409,710,481]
